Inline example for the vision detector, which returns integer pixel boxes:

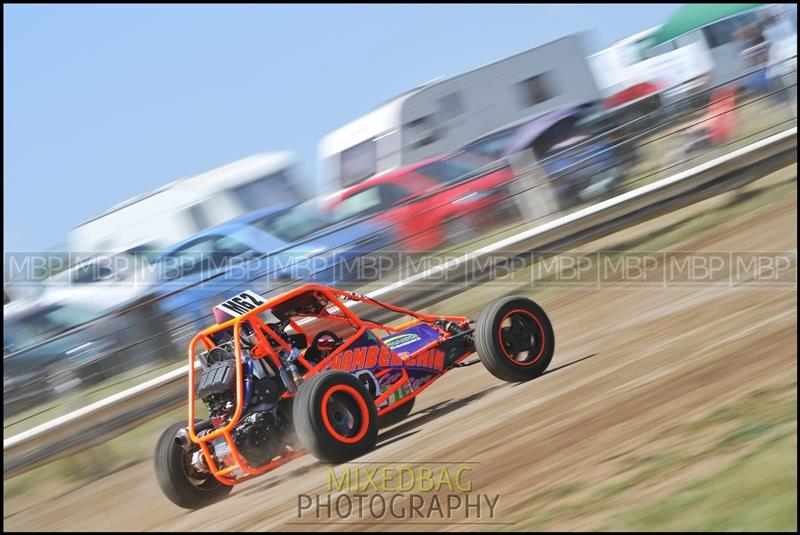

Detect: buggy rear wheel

[475,296,555,382]
[154,421,232,509]
[293,371,378,463]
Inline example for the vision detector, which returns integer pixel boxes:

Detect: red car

[324,153,517,251]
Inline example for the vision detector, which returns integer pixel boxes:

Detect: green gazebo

[652,3,764,46]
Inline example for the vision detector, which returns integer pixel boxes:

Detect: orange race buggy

[154,283,554,509]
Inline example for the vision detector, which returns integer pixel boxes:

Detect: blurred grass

[603,415,797,530]
[596,169,796,254]
[3,358,187,436]
[511,383,797,532]
[4,406,186,501]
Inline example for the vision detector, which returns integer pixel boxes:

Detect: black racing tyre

[154,421,232,509]
[475,296,555,382]
[555,182,583,211]
[378,396,416,429]
[293,371,378,463]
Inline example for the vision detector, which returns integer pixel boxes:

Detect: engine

[195,343,295,467]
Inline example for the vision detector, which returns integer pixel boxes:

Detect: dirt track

[4,183,797,531]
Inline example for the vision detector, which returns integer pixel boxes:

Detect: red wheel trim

[320,384,370,444]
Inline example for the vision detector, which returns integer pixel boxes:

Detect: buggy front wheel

[475,296,555,382]
[154,421,232,509]
[294,371,379,463]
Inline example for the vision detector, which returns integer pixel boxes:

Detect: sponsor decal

[382,333,422,350]
[320,344,446,374]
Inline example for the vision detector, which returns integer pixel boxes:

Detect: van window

[341,140,378,187]
[404,116,440,149]
[703,19,737,48]
[518,72,558,107]
[231,171,301,212]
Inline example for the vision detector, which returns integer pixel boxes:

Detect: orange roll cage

[186,283,471,485]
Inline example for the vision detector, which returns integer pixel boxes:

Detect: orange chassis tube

[186,283,472,486]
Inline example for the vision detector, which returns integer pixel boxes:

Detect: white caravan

[317,33,602,196]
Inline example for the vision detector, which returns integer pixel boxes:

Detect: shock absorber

[440,320,475,348]
[463,331,475,350]
[285,347,304,389]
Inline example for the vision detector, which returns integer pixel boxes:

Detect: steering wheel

[305,330,344,364]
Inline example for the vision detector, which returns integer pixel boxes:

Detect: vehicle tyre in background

[293,371,378,463]
[475,296,555,382]
[554,182,583,211]
[444,217,475,247]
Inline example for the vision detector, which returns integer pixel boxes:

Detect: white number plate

[214,290,266,318]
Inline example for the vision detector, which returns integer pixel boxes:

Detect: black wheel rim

[499,311,543,365]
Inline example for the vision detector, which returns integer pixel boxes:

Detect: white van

[68,151,310,255]
[588,27,714,98]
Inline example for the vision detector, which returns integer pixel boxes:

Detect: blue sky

[3,3,680,251]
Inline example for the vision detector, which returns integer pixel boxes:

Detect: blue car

[148,200,394,342]
[3,293,168,417]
